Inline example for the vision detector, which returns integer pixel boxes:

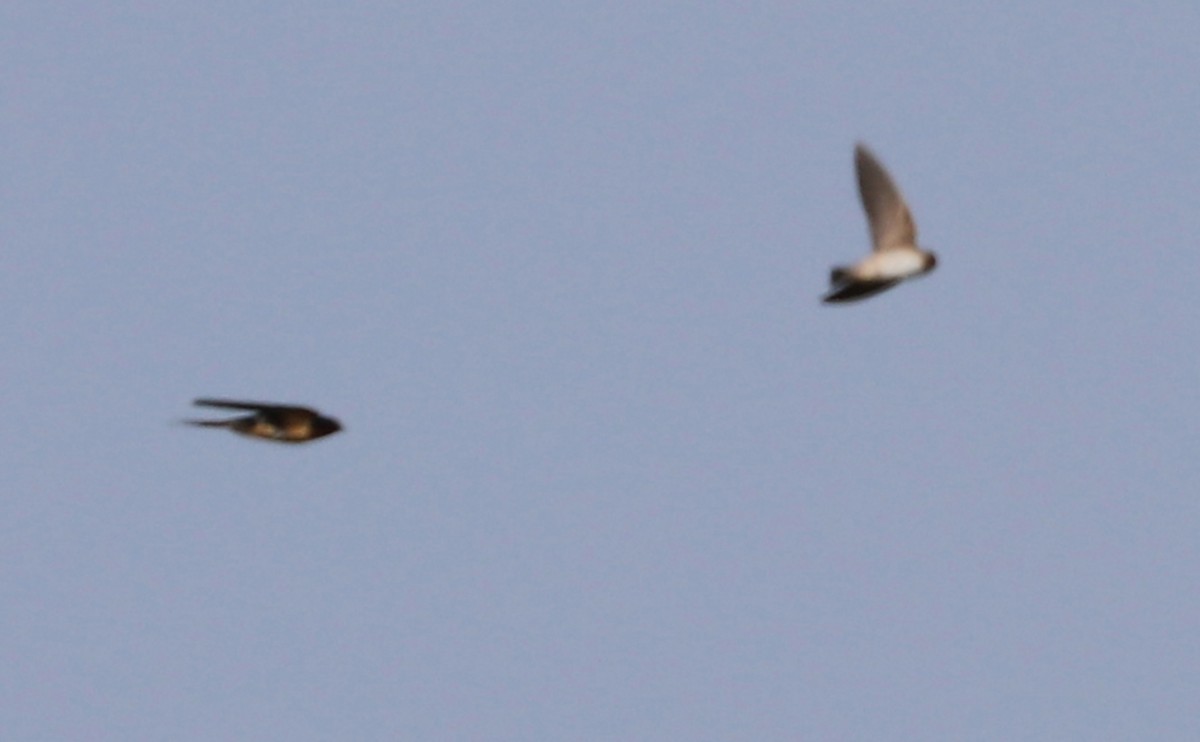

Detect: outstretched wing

[855,144,917,252]
[193,398,316,416]
[822,279,901,304]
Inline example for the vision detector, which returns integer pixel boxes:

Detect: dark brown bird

[185,398,343,443]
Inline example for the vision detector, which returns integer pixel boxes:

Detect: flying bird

[823,143,937,303]
[185,399,343,443]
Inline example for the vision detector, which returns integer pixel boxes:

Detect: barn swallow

[823,143,937,303]
[185,398,342,443]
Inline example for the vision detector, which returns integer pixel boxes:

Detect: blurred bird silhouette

[185,399,342,443]
[823,143,938,303]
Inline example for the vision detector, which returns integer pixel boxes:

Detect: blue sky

[4,2,1200,739]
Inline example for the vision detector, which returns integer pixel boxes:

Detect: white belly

[858,249,926,280]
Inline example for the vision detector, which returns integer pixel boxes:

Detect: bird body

[839,248,931,282]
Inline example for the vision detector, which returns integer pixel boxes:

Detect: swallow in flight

[185,398,343,443]
[823,143,937,303]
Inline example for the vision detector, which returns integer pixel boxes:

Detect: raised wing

[855,144,917,252]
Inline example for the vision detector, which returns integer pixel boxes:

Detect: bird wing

[822,278,901,304]
[855,144,917,252]
[193,398,316,416]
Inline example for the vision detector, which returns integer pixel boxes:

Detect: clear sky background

[4,2,1199,740]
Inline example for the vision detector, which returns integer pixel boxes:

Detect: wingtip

[192,398,266,411]
[854,142,880,169]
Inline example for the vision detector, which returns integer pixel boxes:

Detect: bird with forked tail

[184,399,342,443]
